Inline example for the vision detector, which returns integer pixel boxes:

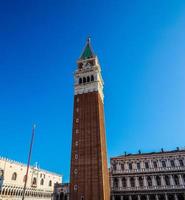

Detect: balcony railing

[112,184,185,192]
[112,166,185,174]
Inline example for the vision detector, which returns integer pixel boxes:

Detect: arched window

[153,161,157,168]
[87,76,90,82]
[147,176,152,187]
[23,175,27,182]
[32,177,37,185]
[49,180,52,187]
[40,178,44,185]
[79,78,82,84]
[162,161,166,168]
[121,163,124,171]
[179,159,184,167]
[130,177,135,187]
[113,178,118,188]
[83,77,86,83]
[129,163,132,170]
[170,160,175,167]
[91,75,94,81]
[112,164,116,171]
[156,176,161,186]
[139,177,143,187]
[164,175,170,186]
[137,163,140,169]
[12,172,17,181]
[145,162,149,169]
[173,175,179,185]
[122,177,127,187]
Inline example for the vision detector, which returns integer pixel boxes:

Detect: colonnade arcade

[112,174,185,189]
[0,186,52,199]
[112,193,185,200]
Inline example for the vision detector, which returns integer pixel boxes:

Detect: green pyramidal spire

[80,37,95,60]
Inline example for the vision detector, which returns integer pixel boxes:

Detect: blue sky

[0,0,185,182]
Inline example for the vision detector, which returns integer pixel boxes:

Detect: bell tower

[70,38,110,200]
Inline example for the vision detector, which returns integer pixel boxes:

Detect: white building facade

[0,157,62,200]
[110,149,185,200]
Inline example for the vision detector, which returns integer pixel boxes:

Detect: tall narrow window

[23,175,26,182]
[49,180,52,187]
[179,160,184,167]
[145,162,149,169]
[121,163,124,171]
[139,177,143,187]
[156,176,161,186]
[79,78,82,84]
[113,164,116,171]
[130,177,135,187]
[153,161,157,168]
[40,179,44,185]
[164,175,170,186]
[87,76,90,82]
[91,75,94,81]
[170,160,175,167]
[74,184,78,191]
[83,77,86,83]
[173,175,179,185]
[129,163,132,170]
[122,177,127,187]
[32,177,37,185]
[114,178,118,188]
[147,176,152,187]
[12,172,17,181]
[162,161,166,168]
[137,163,140,169]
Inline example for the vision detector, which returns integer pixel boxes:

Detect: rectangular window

[145,162,149,169]
[153,161,157,168]
[137,163,140,169]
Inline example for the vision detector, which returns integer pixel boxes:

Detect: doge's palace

[0,156,62,200]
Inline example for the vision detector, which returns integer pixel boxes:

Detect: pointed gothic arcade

[70,38,110,200]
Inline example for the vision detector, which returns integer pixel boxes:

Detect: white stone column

[147,195,150,200]
[152,176,156,187]
[155,194,159,200]
[165,193,168,200]
[174,194,178,200]
[135,177,139,188]
[111,178,114,188]
[170,175,174,186]
[119,178,123,189]
[143,176,147,187]
[138,195,141,200]
[127,177,130,188]
[161,175,165,186]
[112,195,115,200]
[129,195,132,200]
[178,174,183,185]
[121,196,123,200]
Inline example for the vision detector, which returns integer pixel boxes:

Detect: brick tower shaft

[70,39,110,200]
